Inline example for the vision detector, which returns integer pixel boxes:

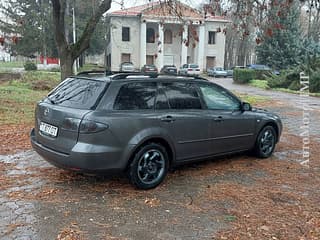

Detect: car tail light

[188,68,193,71]
[62,118,81,131]
[80,120,108,133]
[196,69,200,71]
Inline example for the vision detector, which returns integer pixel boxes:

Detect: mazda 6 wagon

[31,72,282,189]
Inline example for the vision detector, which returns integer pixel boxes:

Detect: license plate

[39,122,58,137]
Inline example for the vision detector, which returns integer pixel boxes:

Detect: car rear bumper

[30,128,134,173]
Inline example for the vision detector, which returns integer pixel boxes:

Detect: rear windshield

[46,77,107,110]
[190,64,199,68]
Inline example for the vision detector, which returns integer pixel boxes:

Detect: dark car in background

[31,73,282,189]
[247,64,271,70]
[160,65,177,75]
[141,64,158,75]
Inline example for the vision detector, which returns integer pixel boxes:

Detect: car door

[156,82,212,162]
[198,83,257,154]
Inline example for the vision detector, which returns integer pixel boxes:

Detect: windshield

[47,77,107,110]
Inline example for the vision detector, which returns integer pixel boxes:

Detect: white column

[197,25,206,71]
[157,23,164,69]
[181,24,188,66]
[140,21,147,68]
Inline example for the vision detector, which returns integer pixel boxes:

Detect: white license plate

[39,122,58,137]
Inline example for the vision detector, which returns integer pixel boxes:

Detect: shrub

[310,71,320,93]
[267,70,300,90]
[254,70,272,80]
[233,69,255,84]
[24,61,37,71]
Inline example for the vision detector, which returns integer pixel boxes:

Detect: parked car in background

[141,64,158,75]
[31,72,282,190]
[247,64,271,70]
[226,66,246,78]
[207,67,228,77]
[179,64,201,76]
[120,62,135,72]
[160,65,177,75]
[226,69,233,78]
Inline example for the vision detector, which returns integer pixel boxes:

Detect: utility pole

[72,6,77,74]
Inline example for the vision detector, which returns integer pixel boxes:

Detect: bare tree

[51,0,111,80]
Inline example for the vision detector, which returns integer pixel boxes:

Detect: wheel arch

[259,121,280,142]
[126,137,175,171]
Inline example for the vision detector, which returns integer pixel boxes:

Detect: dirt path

[0,83,319,240]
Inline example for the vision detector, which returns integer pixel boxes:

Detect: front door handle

[161,116,175,123]
[213,116,223,122]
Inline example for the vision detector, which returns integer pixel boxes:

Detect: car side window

[162,82,202,109]
[199,84,240,111]
[113,82,157,110]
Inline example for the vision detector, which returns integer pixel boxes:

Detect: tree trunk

[60,51,73,80]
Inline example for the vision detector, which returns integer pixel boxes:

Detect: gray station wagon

[31,73,282,189]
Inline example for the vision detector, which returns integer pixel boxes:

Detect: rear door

[156,82,212,161]
[34,77,108,154]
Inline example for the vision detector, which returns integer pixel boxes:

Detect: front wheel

[254,126,277,158]
[128,143,169,189]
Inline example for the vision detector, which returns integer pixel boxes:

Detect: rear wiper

[47,96,56,104]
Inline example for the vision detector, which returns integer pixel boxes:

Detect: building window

[146,55,154,65]
[208,31,216,44]
[146,28,155,43]
[164,29,172,44]
[122,27,130,41]
[121,53,131,63]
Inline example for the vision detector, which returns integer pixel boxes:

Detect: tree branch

[72,0,111,59]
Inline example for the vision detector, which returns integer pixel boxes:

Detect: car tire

[128,143,169,189]
[254,126,277,158]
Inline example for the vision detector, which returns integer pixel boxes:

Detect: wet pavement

[1,80,319,239]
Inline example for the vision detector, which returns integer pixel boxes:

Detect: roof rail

[111,72,159,80]
[193,75,209,81]
[77,70,106,76]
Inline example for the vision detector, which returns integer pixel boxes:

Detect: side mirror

[242,102,252,111]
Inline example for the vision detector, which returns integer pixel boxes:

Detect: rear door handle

[213,116,223,122]
[161,116,175,123]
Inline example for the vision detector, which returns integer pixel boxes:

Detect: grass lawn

[78,63,105,73]
[249,79,269,89]
[248,79,320,97]
[0,71,60,124]
[0,61,24,69]
[235,92,270,105]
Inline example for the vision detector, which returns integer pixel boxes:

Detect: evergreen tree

[0,0,57,57]
[256,0,302,69]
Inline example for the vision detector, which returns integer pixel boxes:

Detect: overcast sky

[108,0,201,12]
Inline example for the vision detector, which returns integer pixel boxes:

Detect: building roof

[109,1,228,22]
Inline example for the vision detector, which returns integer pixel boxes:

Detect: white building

[0,0,12,62]
[106,1,229,72]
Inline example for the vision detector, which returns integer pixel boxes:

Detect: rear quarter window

[47,78,108,110]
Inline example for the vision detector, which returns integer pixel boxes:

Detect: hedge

[233,69,255,84]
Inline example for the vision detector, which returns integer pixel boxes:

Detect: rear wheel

[254,126,276,158]
[128,143,169,189]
